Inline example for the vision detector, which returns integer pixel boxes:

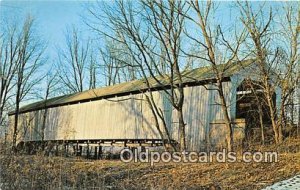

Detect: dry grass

[1,139,300,190]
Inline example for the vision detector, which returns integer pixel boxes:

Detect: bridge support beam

[86,143,90,159]
[98,145,102,159]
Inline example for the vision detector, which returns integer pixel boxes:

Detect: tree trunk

[145,95,176,151]
[178,108,186,151]
[12,94,20,151]
[258,106,265,145]
[41,108,48,150]
[159,109,177,151]
[266,89,283,144]
[218,81,233,151]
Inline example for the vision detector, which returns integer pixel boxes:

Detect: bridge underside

[16,139,178,159]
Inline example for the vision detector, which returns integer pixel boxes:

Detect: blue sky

[0,0,285,63]
[0,0,289,83]
[0,0,93,64]
[0,0,292,104]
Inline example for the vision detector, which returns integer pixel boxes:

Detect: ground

[0,139,300,190]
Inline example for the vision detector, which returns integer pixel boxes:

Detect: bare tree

[278,4,300,136]
[12,16,45,150]
[87,0,188,151]
[238,1,299,144]
[88,51,97,89]
[99,38,138,86]
[57,27,98,93]
[183,0,247,151]
[0,22,20,137]
[39,72,59,143]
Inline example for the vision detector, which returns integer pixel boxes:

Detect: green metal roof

[9,59,254,115]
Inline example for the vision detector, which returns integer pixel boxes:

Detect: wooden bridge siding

[183,85,211,151]
[177,82,233,151]
[43,93,162,140]
[10,81,234,150]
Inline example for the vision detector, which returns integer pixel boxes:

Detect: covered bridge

[8,60,280,152]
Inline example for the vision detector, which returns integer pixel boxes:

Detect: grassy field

[1,139,300,190]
